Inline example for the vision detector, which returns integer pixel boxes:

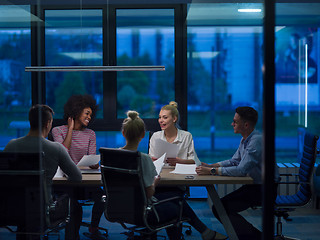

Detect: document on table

[54,166,64,178]
[170,163,197,174]
[153,153,166,175]
[77,154,100,167]
[153,138,178,158]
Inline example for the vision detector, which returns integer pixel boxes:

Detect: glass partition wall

[2,1,318,159]
[275,2,320,163]
[116,8,175,119]
[186,2,264,163]
[2,2,319,158]
[45,9,104,119]
[186,2,320,165]
[1,0,320,239]
[0,5,31,144]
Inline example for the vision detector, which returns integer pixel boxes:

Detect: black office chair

[313,163,320,209]
[99,147,188,239]
[274,131,319,240]
[0,152,70,240]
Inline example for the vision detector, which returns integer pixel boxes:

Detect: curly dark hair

[63,95,98,123]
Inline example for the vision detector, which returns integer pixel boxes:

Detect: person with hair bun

[121,110,227,240]
[121,110,181,239]
[52,95,106,240]
[149,101,200,166]
[121,110,162,199]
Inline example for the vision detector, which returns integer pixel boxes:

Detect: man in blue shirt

[196,106,268,240]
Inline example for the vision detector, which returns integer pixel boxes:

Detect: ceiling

[0,2,320,28]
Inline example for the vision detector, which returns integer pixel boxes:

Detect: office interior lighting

[305,44,308,128]
[238,9,262,13]
[25,66,165,72]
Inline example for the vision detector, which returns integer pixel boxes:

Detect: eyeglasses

[232,119,244,125]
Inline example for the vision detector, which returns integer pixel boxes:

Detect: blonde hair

[122,110,145,142]
[161,101,179,126]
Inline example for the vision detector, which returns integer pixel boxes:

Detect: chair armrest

[145,195,185,230]
[280,173,299,177]
[151,195,182,207]
[278,181,310,185]
[278,181,299,185]
[101,195,107,203]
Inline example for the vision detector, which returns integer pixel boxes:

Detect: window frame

[30,3,188,132]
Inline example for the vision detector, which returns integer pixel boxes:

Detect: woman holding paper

[52,94,106,240]
[149,101,200,166]
[121,110,227,240]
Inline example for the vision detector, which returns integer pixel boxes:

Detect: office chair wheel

[83,230,108,240]
[183,224,192,235]
[126,236,152,240]
[185,228,192,235]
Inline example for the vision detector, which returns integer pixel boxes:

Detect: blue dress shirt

[218,130,263,184]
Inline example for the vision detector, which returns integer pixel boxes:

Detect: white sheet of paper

[153,153,166,175]
[194,151,201,166]
[153,138,178,159]
[77,154,100,167]
[170,163,197,174]
[54,166,64,178]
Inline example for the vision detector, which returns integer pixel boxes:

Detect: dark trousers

[212,184,263,240]
[58,186,105,240]
[151,191,183,240]
[153,189,208,239]
[65,198,83,240]
[16,194,71,240]
[90,187,105,229]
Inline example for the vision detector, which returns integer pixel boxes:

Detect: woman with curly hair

[52,94,107,240]
[52,94,98,167]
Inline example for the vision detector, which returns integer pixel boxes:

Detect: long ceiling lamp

[25,65,165,72]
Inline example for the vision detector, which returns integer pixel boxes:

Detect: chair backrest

[99,147,147,226]
[297,132,318,203]
[313,164,320,197]
[0,152,47,231]
[276,132,318,207]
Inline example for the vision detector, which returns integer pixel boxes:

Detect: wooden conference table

[53,167,253,240]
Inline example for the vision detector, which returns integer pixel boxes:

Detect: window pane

[0,5,31,149]
[96,131,151,153]
[187,3,263,163]
[45,9,103,118]
[116,9,175,118]
[275,2,320,163]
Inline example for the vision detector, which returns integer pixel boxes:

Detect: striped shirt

[52,125,96,164]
